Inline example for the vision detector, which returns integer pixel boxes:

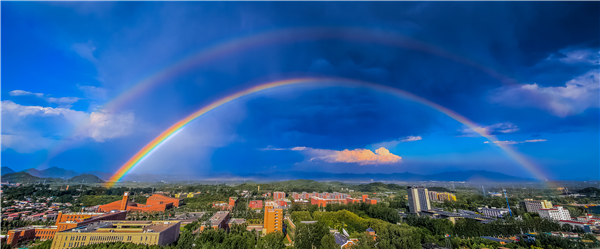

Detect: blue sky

[2,2,598,180]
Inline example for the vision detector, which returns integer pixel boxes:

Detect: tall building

[538,206,571,221]
[50,220,180,249]
[263,202,283,234]
[407,186,430,213]
[273,192,285,200]
[520,199,553,213]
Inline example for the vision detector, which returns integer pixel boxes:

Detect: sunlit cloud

[484,139,547,145]
[263,146,402,165]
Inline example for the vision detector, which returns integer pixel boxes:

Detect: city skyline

[2,2,599,181]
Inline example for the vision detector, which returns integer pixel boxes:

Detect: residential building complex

[407,186,431,213]
[248,200,263,209]
[50,220,180,249]
[273,192,285,200]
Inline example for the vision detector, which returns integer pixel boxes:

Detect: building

[263,202,283,234]
[55,211,128,232]
[197,211,231,232]
[478,207,511,218]
[273,192,285,200]
[429,191,457,202]
[520,199,552,213]
[539,206,571,221]
[228,197,238,207]
[98,192,183,213]
[407,186,431,213]
[249,200,263,209]
[50,220,180,249]
[6,227,36,247]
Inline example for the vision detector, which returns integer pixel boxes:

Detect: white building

[478,207,510,218]
[538,206,571,221]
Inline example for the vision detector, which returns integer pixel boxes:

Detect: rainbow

[107,77,547,186]
[41,27,521,169]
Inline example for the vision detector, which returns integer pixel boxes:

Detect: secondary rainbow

[107,77,548,186]
[42,26,522,170]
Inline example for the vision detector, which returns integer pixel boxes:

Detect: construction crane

[503,188,513,217]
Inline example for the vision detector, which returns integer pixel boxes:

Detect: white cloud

[8,89,80,108]
[546,47,599,65]
[78,85,108,101]
[461,122,519,136]
[484,139,547,145]
[9,90,44,97]
[264,146,402,165]
[1,101,135,152]
[488,70,599,117]
[371,135,422,148]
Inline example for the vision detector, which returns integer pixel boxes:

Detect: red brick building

[248,200,263,209]
[7,227,36,247]
[98,192,182,213]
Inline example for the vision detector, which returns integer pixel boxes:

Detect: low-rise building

[196,211,231,232]
[50,220,180,249]
[478,207,511,218]
[539,206,571,221]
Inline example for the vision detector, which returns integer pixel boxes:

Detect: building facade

[273,192,285,200]
[263,202,283,234]
[98,192,183,213]
[520,199,553,213]
[407,186,431,213]
[539,206,571,221]
[50,220,180,249]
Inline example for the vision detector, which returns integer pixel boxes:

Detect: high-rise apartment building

[263,202,283,234]
[273,192,285,200]
[407,186,430,213]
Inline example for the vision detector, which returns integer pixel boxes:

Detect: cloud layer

[484,139,547,145]
[2,100,135,152]
[489,69,599,117]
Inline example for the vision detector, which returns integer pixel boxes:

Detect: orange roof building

[98,192,182,213]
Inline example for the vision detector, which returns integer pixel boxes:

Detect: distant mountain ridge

[2,166,530,183]
[1,166,15,175]
[1,172,104,184]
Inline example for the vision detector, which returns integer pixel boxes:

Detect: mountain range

[1,166,532,183]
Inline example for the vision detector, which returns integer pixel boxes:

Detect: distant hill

[2,166,15,175]
[2,172,43,183]
[22,167,81,179]
[578,187,600,195]
[68,174,105,183]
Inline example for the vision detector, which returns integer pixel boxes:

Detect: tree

[176,231,194,249]
[319,233,338,249]
[257,232,285,249]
